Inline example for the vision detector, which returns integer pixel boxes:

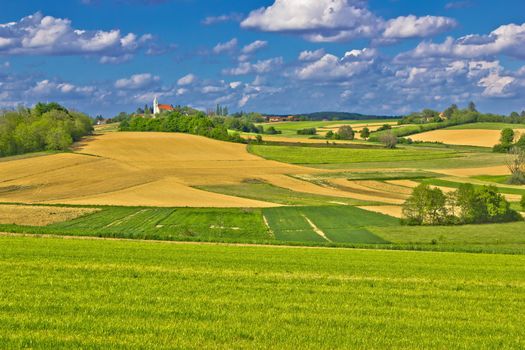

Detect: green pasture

[1,236,524,349]
[248,144,458,164]
[307,151,508,170]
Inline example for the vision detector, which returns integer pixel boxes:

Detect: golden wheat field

[0,132,360,207]
[410,129,525,147]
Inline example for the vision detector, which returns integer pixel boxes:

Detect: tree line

[369,102,525,143]
[0,103,93,157]
[120,111,245,143]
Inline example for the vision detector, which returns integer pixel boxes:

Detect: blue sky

[1,0,524,117]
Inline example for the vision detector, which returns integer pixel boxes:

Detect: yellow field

[0,131,518,208]
[410,129,525,147]
[0,204,98,226]
[357,205,403,218]
[0,132,325,207]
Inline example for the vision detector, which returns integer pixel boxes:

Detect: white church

[153,97,175,115]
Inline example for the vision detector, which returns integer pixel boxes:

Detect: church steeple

[153,96,159,115]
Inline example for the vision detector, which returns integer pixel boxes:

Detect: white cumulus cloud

[115,73,160,89]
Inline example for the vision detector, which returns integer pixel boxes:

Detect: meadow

[0,236,524,349]
[248,144,458,164]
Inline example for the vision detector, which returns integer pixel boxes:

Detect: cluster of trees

[402,183,522,226]
[325,125,357,140]
[212,104,229,117]
[493,128,525,153]
[297,128,317,135]
[401,103,525,126]
[120,111,245,143]
[370,102,525,143]
[0,103,93,157]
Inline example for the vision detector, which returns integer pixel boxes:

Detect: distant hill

[264,111,400,121]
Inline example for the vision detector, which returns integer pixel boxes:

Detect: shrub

[360,127,370,139]
[521,195,525,211]
[337,125,354,140]
[325,130,334,139]
[297,128,317,135]
[377,124,392,132]
[379,131,397,149]
[506,147,525,185]
[264,126,281,135]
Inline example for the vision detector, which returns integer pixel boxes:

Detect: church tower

[153,96,160,115]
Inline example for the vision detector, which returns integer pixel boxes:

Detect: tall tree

[468,101,477,112]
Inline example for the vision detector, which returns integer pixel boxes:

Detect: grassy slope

[1,236,524,349]
[197,182,374,206]
[248,144,458,164]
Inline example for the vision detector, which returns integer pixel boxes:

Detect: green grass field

[248,144,458,164]
[263,206,395,243]
[0,206,271,242]
[2,203,524,253]
[1,236,524,349]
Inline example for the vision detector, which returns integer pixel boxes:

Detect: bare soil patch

[0,205,98,226]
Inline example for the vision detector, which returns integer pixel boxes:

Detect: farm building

[265,115,297,122]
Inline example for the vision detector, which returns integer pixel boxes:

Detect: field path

[301,215,332,242]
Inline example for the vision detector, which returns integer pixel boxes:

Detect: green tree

[325,130,334,139]
[453,184,479,224]
[500,128,515,145]
[360,127,370,139]
[337,125,354,140]
[45,127,73,150]
[521,195,525,211]
[402,184,448,225]
[443,104,458,118]
[468,101,477,112]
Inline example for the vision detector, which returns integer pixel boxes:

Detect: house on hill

[265,115,296,122]
[153,97,175,115]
